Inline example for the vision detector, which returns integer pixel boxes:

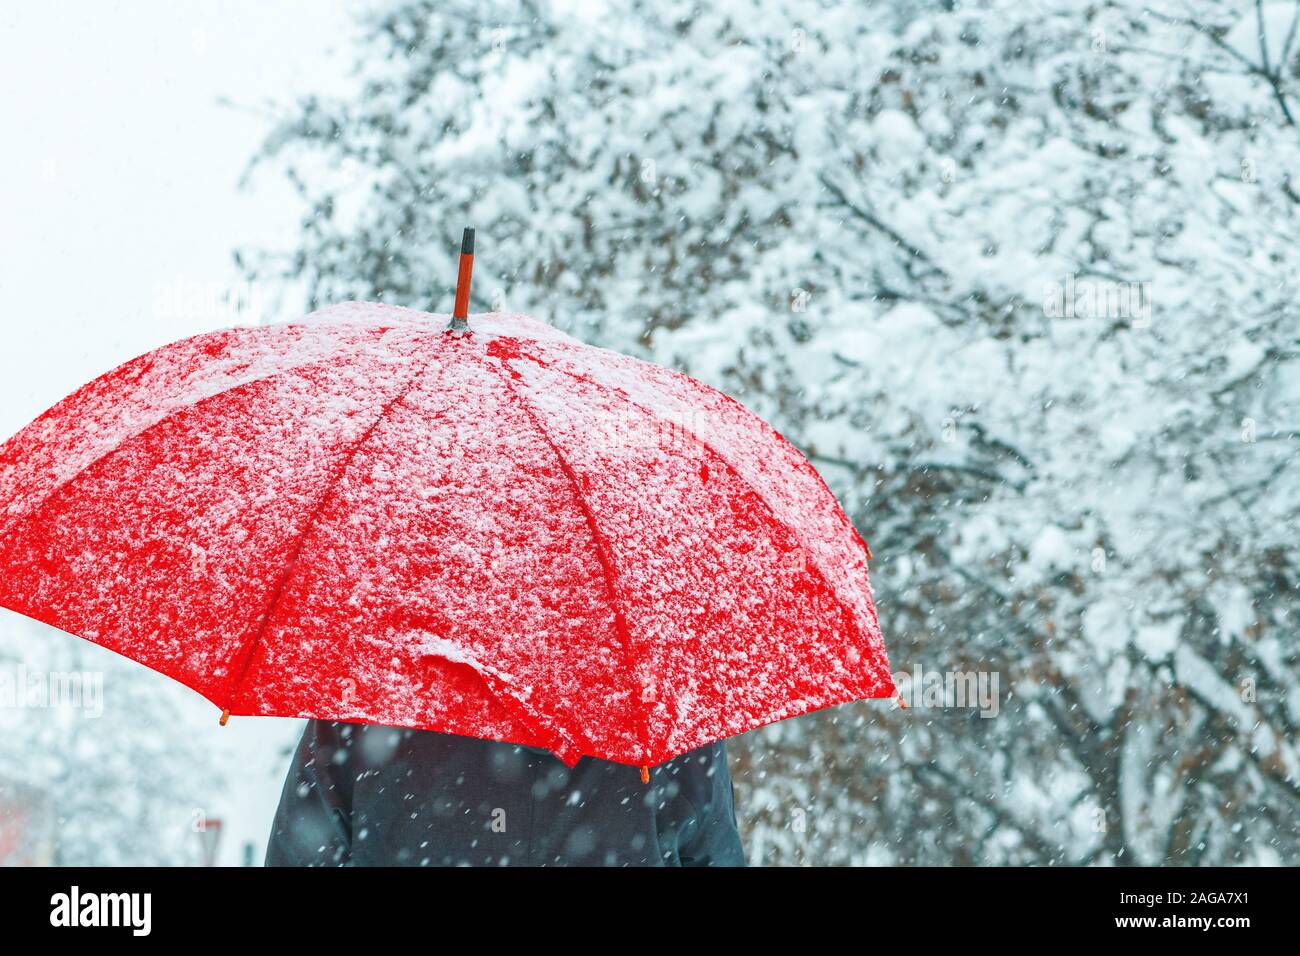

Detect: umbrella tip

[219,708,230,726]
[449,226,475,332]
[640,765,650,785]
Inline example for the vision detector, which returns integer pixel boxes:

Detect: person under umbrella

[266,721,743,866]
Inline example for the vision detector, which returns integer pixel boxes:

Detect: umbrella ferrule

[448,227,475,332]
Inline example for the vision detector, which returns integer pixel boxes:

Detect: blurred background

[2,0,1297,865]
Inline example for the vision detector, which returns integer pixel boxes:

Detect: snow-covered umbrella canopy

[0,291,894,771]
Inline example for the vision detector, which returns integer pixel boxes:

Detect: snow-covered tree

[241,0,1300,864]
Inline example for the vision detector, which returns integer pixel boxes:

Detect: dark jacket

[265,721,745,867]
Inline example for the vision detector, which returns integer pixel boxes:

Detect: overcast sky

[0,1,357,440]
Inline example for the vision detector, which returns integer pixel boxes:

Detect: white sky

[0,1,361,865]
[0,1,358,440]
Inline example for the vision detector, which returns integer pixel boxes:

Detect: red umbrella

[0,232,895,777]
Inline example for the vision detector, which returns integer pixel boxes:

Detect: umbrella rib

[224,348,440,713]
[481,357,652,766]
[544,360,883,643]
